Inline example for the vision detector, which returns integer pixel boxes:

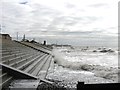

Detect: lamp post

[0,25,2,34]
[0,25,5,34]
[16,32,19,41]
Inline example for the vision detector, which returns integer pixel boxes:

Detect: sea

[47,46,119,88]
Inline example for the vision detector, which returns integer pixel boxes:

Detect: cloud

[64,3,76,8]
[0,0,118,46]
[89,3,109,8]
[19,0,28,5]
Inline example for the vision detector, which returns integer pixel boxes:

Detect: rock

[93,50,97,52]
[99,49,108,53]
[108,49,114,52]
[99,47,115,53]
[98,48,102,50]
[81,64,94,71]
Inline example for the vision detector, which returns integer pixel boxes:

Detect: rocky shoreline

[37,79,73,90]
[45,64,118,89]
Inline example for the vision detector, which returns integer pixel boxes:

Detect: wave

[52,49,118,81]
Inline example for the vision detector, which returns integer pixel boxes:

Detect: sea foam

[52,47,118,81]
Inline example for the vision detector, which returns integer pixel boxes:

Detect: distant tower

[22,34,25,41]
[43,40,46,45]
[0,25,2,34]
[16,32,18,41]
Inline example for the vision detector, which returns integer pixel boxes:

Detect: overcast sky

[0,0,119,46]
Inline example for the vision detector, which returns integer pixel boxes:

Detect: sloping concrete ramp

[9,80,40,90]
[15,41,50,55]
[0,63,38,79]
[0,63,54,89]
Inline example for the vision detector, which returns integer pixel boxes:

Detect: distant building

[30,40,37,43]
[0,34,12,40]
[51,44,71,47]
[22,34,26,41]
[21,34,29,42]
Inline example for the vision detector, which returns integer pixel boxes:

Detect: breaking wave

[52,48,119,81]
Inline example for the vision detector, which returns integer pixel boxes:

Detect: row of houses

[0,34,12,40]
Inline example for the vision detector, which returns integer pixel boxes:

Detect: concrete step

[19,41,51,54]
[23,42,52,52]
[10,53,40,68]
[2,53,33,64]
[24,54,47,73]
[47,57,54,73]
[3,52,38,65]
[2,52,29,61]
[0,69,1,75]
[17,53,44,70]
[9,79,40,90]
[0,63,38,79]
[38,56,52,79]
[0,50,12,53]
[0,73,7,81]
[0,72,13,88]
[31,55,49,76]
[1,50,21,56]
[0,48,19,52]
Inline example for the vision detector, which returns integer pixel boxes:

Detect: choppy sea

[47,46,119,88]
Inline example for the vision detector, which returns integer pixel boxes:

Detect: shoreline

[46,64,118,88]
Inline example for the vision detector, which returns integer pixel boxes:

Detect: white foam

[52,47,118,71]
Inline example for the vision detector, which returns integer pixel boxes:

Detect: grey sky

[0,0,119,46]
